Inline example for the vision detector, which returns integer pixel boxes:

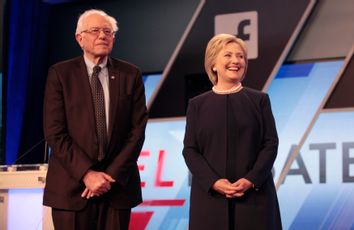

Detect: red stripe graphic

[140,199,185,206]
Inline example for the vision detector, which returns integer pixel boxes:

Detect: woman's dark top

[183,87,282,230]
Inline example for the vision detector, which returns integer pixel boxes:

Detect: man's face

[76,14,115,62]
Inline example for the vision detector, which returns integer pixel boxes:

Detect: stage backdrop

[149,0,316,117]
[273,45,354,229]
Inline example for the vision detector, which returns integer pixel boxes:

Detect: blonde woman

[183,34,281,230]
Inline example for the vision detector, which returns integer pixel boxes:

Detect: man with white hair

[43,9,147,229]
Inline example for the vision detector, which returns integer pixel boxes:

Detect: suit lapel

[76,57,97,138]
[107,58,120,147]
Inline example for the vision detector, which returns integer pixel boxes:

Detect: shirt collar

[83,55,108,74]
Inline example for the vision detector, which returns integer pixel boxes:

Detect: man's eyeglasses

[81,27,116,37]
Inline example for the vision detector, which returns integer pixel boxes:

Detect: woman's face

[213,42,246,86]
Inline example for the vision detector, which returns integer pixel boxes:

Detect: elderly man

[43,9,147,230]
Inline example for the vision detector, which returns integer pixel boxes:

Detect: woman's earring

[212,68,217,72]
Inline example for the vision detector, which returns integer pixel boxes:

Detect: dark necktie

[91,65,107,161]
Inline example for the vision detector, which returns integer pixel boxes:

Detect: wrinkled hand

[213,178,253,198]
[81,170,115,199]
[227,178,253,198]
[212,179,238,197]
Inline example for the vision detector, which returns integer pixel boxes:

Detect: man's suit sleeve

[43,66,94,181]
[105,68,148,187]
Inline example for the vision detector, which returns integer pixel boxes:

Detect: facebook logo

[215,11,258,59]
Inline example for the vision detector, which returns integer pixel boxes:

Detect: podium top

[0,164,48,172]
[0,164,48,189]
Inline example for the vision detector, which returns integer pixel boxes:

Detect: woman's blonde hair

[204,33,248,85]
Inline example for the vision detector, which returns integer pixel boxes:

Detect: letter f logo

[215,11,258,59]
[237,19,251,41]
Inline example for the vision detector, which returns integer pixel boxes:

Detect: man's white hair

[75,9,118,35]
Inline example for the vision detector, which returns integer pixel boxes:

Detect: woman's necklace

[212,83,243,94]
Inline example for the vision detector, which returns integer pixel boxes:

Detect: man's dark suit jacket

[43,56,148,210]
